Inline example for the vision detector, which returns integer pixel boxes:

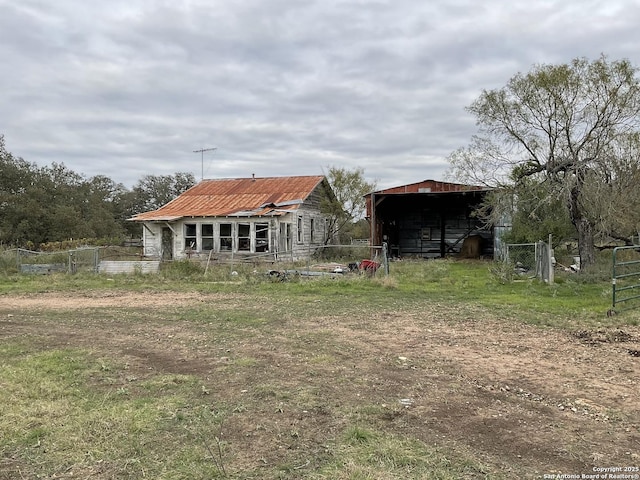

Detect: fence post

[547,234,554,284]
[612,247,618,309]
[382,242,389,276]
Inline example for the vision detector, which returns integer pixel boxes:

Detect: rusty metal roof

[131,175,326,221]
[369,179,490,195]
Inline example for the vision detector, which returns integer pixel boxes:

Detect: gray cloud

[2,0,640,189]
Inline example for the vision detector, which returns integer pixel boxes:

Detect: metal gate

[503,238,554,284]
[611,246,640,313]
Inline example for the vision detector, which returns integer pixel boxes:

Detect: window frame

[184,223,197,251]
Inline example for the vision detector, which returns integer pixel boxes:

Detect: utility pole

[193,147,217,181]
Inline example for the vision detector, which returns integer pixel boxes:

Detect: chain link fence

[503,241,554,283]
[14,249,70,274]
[0,246,146,275]
[10,247,101,274]
[504,243,537,276]
[1,243,388,276]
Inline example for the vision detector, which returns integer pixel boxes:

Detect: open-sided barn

[365,180,494,259]
[130,175,334,261]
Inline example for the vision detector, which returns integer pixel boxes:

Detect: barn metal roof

[368,179,490,195]
[131,175,326,222]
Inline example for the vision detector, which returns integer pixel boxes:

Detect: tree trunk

[575,216,596,269]
[568,184,596,270]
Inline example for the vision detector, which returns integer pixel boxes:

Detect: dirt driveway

[1,291,639,478]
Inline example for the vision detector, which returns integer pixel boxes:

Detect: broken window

[280,223,292,252]
[238,223,250,251]
[201,224,214,251]
[297,216,303,243]
[184,223,197,250]
[310,218,315,243]
[220,223,232,251]
[256,223,269,252]
[319,218,326,243]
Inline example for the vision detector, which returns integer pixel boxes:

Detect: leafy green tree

[0,136,43,246]
[495,178,576,246]
[82,175,128,239]
[322,166,376,244]
[125,173,196,215]
[448,56,640,269]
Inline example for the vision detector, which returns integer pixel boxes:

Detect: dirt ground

[1,291,639,478]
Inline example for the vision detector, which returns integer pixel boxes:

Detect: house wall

[142,223,163,257]
[291,208,327,259]
[141,211,328,261]
[138,179,333,261]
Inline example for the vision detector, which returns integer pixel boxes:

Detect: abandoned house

[365,179,495,259]
[130,175,335,261]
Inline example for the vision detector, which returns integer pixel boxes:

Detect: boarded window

[220,223,232,251]
[202,224,214,251]
[184,224,197,250]
[238,223,250,251]
[256,223,269,252]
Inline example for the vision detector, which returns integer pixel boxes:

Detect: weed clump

[160,260,204,280]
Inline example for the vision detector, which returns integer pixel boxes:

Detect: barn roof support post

[370,192,376,257]
[440,210,446,258]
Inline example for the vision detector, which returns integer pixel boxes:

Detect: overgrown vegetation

[0,134,195,247]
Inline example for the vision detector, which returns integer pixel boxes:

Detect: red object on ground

[360,259,380,272]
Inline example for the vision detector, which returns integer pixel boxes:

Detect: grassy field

[0,259,638,479]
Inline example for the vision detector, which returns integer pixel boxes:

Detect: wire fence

[0,246,146,275]
[201,243,389,276]
[0,243,389,276]
[504,243,538,276]
[503,240,554,283]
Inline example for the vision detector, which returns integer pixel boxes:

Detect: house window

[256,223,269,252]
[297,216,303,243]
[184,223,197,250]
[310,218,315,243]
[201,224,214,251]
[220,223,232,251]
[238,223,250,251]
[280,223,292,252]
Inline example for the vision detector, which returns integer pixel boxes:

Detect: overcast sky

[1,0,639,190]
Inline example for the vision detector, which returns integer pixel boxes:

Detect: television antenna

[193,147,217,180]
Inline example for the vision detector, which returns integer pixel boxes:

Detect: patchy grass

[1,259,639,478]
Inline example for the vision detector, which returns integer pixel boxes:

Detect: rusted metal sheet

[372,179,487,195]
[132,176,325,221]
